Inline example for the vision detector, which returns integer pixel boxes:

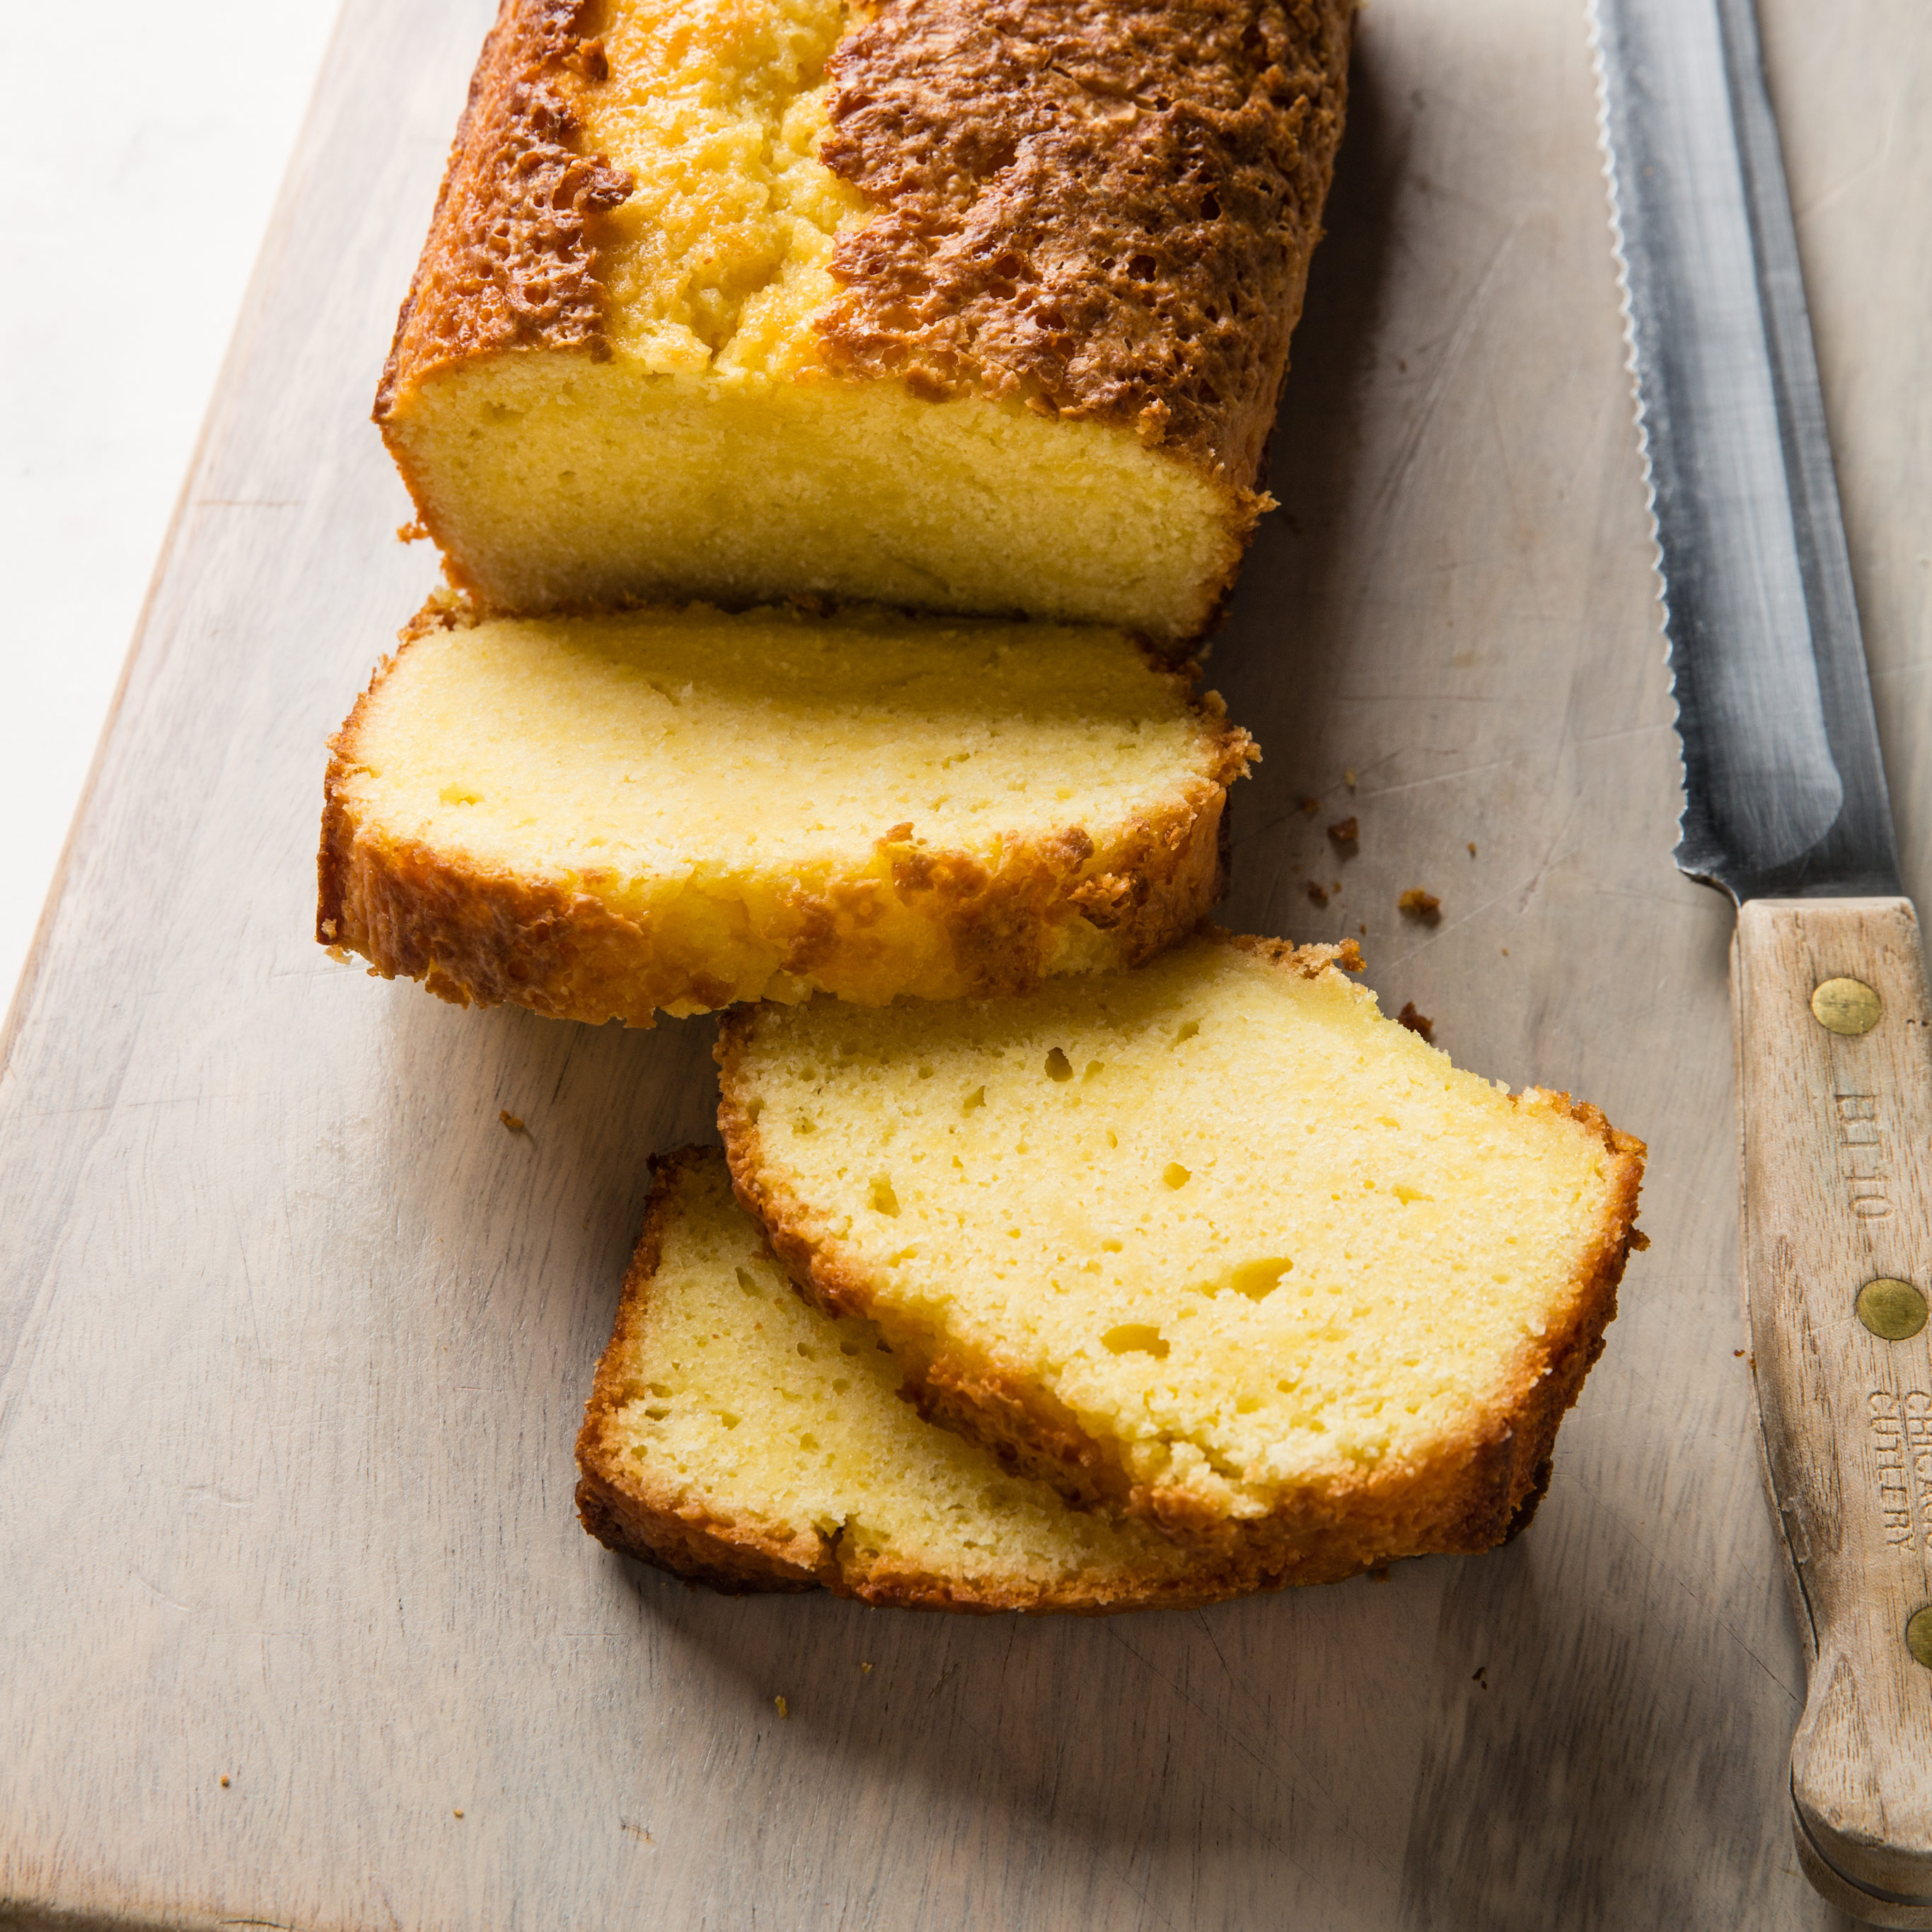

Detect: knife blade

[1594,0,1897,903]
[1592,0,1932,1920]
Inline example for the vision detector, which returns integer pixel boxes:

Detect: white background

[0,1,342,1019]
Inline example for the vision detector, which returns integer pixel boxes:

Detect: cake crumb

[1467,842,1477,857]
[219,1775,230,1788]
[396,519,429,543]
[565,34,611,80]
[1471,1666,1488,1689]
[860,1661,873,1672]
[1398,888,1442,923]
[774,1695,790,1718]
[499,1109,526,1133]
[1734,1349,1745,1358]
[453,1809,464,1819]
[1396,1002,1434,1043]
[1358,922,1367,936]
[1297,795,1320,817]
[1307,882,1329,908]
[1343,768,1358,789]
[1327,816,1359,848]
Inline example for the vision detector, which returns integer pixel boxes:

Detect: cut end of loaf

[376,0,1353,637]
[383,357,1254,639]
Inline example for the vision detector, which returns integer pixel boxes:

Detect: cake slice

[318,598,1251,1024]
[575,1148,1261,1612]
[376,0,1352,641]
[717,932,1646,1577]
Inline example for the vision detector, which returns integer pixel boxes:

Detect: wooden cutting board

[3,2,1926,1926]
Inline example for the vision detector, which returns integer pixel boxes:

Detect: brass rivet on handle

[1857,1278,1928,1341]
[1812,976,1882,1036]
[1909,1609,1932,1671]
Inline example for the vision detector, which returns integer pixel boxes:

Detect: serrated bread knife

[1591,0,1932,1920]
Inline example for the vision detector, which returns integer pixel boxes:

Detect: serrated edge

[1584,0,1706,889]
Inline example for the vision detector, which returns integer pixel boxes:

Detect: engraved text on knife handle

[1736,897,1932,1921]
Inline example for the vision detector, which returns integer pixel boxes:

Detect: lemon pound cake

[318,599,1251,1023]
[376,0,1353,641]
[717,934,1646,1580]
[577,1149,1259,1611]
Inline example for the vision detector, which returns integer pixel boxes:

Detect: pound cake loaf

[717,932,1646,1580]
[376,0,1353,641]
[318,598,1251,1023]
[576,1148,1259,1611]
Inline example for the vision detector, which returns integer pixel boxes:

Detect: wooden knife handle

[1736,897,1932,1924]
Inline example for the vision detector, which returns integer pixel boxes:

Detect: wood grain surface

[1736,899,1932,1920]
[1,1,1926,1927]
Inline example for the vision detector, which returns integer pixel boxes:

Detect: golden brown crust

[316,606,1251,1024]
[817,0,1354,487]
[574,1472,827,1595]
[574,1151,828,1595]
[373,0,1349,632]
[375,0,631,420]
[574,1150,1278,1612]
[1223,927,1364,976]
[715,942,1648,1582]
[1461,1088,1648,1544]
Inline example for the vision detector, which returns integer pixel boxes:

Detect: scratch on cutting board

[28,1093,236,1121]
[1235,753,1518,853]
[1580,883,1700,908]
[1352,755,1519,802]
[1103,1622,1396,1885]
[1562,1467,1803,1703]
[1365,217,1527,541]
[1192,1607,1239,1696]
[1573,720,1671,748]
[1099,1847,1188,1932]
[1373,886,1515,971]
[1217,1793,1353,1915]
[129,1568,192,1615]
[181,1483,253,1511]
[1382,782,1580,967]
[1510,792,1583,912]
[1483,375,1556,632]
[1794,83,1899,221]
